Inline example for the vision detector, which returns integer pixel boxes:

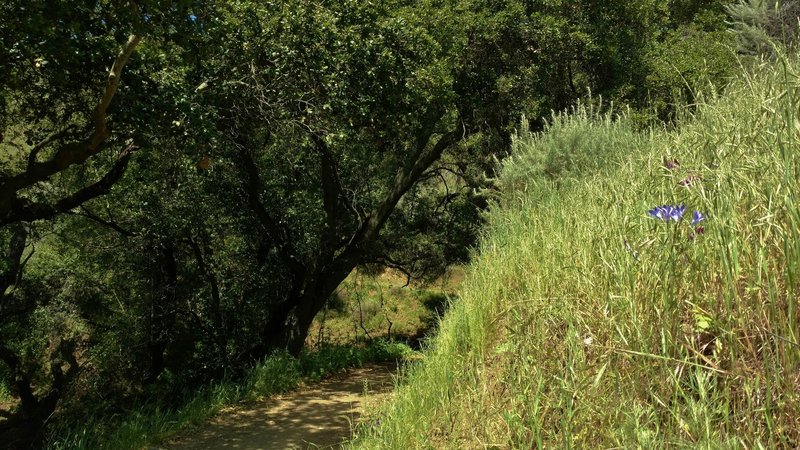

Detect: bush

[245,351,302,398]
[727,0,800,56]
[502,101,645,194]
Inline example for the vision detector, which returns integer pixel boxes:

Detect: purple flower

[671,204,686,221]
[648,204,686,222]
[647,206,665,220]
[692,210,705,226]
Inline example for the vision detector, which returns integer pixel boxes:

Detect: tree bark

[276,262,360,356]
[189,238,232,371]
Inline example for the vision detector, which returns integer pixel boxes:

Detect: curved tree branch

[1,143,137,225]
[316,115,470,299]
[67,206,138,237]
[0,34,143,223]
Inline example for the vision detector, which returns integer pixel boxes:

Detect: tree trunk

[245,120,468,359]
[259,257,360,357]
[0,341,81,449]
[284,289,330,356]
[144,243,178,384]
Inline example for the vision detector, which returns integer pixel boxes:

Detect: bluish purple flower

[671,204,686,221]
[648,204,686,222]
[647,206,665,220]
[692,210,705,226]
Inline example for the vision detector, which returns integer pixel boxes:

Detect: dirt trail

[168,362,397,450]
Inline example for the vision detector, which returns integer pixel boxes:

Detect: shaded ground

[169,362,398,450]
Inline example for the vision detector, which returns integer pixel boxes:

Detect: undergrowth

[351,53,800,448]
[47,340,413,450]
[0,381,10,402]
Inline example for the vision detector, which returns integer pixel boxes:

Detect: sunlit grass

[351,54,800,448]
[307,269,462,349]
[0,380,11,403]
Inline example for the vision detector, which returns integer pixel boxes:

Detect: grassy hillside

[306,269,463,349]
[351,55,800,449]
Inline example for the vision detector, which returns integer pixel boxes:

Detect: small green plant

[245,351,301,399]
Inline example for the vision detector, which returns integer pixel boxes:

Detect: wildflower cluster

[647,204,686,222]
[647,157,709,241]
[647,203,706,241]
[648,203,705,224]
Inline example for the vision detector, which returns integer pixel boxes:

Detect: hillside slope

[351,56,800,449]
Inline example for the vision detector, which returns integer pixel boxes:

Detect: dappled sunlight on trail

[169,363,397,450]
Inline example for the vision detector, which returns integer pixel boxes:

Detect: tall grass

[351,55,800,448]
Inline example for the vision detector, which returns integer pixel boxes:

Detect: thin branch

[435,192,460,215]
[188,237,223,332]
[26,125,78,170]
[369,256,415,287]
[0,225,27,292]
[422,164,470,183]
[316,114,470,298]
[357,120,463,244]
[302,127,365,257]
[239,148,306,279]
[310,133,340,255]
[14,244,34,289]
[240,150,289,247]
[69,206,137,237]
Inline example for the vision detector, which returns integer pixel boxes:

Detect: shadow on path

[169,362,397,450]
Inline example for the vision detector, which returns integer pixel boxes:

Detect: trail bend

[168,362,396,450]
